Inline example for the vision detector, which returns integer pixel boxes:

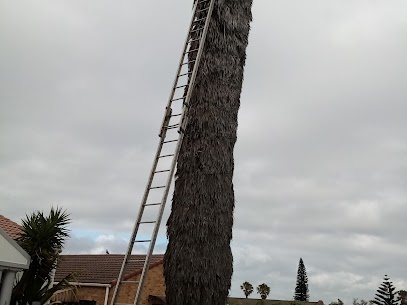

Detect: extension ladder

[110,1,216,305]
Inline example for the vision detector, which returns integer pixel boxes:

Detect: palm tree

[241,281,254,298]
[164,1,253,305]
[11,207,75,305]
[257,283,271,300]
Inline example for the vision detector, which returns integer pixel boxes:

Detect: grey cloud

[1,1,406,305]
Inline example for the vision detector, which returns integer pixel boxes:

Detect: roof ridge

[0,214,22,226]
[59,253,164,256]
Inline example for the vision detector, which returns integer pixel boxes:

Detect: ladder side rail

[132,1,216,305]
[110,11,195,300]
[158,0,202,136]
[109,137,164,304]
[178,0,215,134]
[110,1,205,304]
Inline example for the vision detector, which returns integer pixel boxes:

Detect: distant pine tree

[294,258,309,301]
[372,275,400,305]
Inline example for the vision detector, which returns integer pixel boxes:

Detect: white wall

[0,234,29,266]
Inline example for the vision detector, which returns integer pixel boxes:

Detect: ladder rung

[150,186,165,189]
[194,21,208,27]
[184,48,199,55]
[144,202,161,206]
[166,124,179,129]
[175,84,188,89]
[121,280,140,284]
[159,154,175,158]
[196,8,209,14]
[189,37,201,44]
[172,96,186,101]
[179,72,192,77]
[171,113,182,117]
[181,60,195,66]
[155,169,170,173]
[193,17,207,23]
[163,139,178,144]
[135,239,151,243]
[138,221,156,224]
[190,27,204,34]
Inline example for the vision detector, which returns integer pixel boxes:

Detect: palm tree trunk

[164,1,253,305]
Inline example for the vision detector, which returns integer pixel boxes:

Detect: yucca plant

[11,207,76,305]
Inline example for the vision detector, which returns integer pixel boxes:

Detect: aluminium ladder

[110,1,216,305]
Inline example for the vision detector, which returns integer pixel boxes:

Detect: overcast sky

[1,1,406,304]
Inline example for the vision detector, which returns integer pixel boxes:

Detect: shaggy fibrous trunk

[164,1,253,305]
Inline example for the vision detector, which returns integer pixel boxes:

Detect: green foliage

[353,298,373,305]
[294,258,309,301]
[372,275,400,305]
[11,207,75,305]
[241,281,254,298]
[257,283,271,300]
[399,291,407,305]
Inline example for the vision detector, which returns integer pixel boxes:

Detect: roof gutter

[52,282,111,305]
[63,281,111,287]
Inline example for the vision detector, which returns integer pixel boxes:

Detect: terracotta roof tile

[0,215,23,240]
[54,254,164,284]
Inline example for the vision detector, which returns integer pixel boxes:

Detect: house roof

[143,297,324,305]
[0,215,22,240]
[54,254,164,285]
[227,298,324,305]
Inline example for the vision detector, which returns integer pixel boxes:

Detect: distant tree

[353,298,372,305]
[372,275,400,305]
[11,207,75,305]
[257,283,271,299]
[399,291,407,305]
[330,299,344,305]
[241,281,254,298]
[294,258,309,301]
